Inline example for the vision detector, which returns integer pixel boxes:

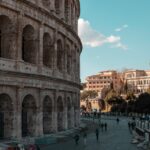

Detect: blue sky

[79,0,150,82]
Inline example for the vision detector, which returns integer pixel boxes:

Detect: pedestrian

[116,118,119,124]
[74,134,80,145]
[95,128,99,142]
[101,123,104,132]
[104,123,107,131]
[128,121,131,129]
[83,132,87,146]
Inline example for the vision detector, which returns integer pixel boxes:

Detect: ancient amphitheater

[0,0,82,139]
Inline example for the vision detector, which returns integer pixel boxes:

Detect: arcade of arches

[0,92,79,139]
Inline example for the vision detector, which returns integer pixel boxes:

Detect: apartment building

[85,70,122,97]
[124,70,150,93]
[84,69,150,97]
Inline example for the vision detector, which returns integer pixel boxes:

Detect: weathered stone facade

[0,0,82,139]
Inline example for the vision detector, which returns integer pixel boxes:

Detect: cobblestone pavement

[42,117,138,150]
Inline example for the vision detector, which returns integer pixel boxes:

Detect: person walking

[83,132,87,146]
[104,123,107,131]
[116,118,120,124]
[74,134,80,145]
[95,128,99,142]
[101,123,104,132]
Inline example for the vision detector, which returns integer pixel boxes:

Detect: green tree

[135,92,150,113]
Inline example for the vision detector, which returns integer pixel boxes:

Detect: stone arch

[67,97,72,129]
[55,0,60,14]
[0,15,14,59]
[42,0,50,9]
[57,96,64,131]
[65,0,69,22]
[43,33,53,68]
[22,25,37,64]
[22,94,37,137]
[0,94,13,139]
[57,39,64,72]
[43,96,53,134]
[66,44,71,74]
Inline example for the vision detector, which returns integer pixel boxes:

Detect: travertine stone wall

[0,0,82,139]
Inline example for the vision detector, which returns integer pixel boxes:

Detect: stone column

[73,5,76,30]
[63,93,67,130]
[50,0,55,12]
[38,106,43,136]
[60,0,65,20]
[13,87,23,139]
[38,24,44,73]
[52,91,57,132]
[53,30,58,76]
[71,106,75,128]
[64,106,68,130]
[63,38,67,77]
[68,1,71,25]
[16,12,24,71]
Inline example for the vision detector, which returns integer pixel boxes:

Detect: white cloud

[106,35,120,43]
[78,18,127,50]
[111,42,128,50]
[115,24,128,32]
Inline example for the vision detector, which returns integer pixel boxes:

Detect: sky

[79,0,150,82]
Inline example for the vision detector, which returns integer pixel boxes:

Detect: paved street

[44,117,138,150]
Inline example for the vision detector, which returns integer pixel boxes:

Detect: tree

[80,105,86,112]
[98,99,106,110]
[80,90,98,101]
[126,91,136,100]
[135,92,150,113]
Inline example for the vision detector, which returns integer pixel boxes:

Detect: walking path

[42,117,138,150]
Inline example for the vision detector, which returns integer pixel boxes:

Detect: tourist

[104,123,107,131]
[101,123,104,132]
[95,128,99,142]
[116,118,120,124]
[74,134,80,145]
[83,131,87,146]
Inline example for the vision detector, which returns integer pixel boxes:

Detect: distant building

[85,70,122,98]
[83,69,150,99]
[124,70,150,93]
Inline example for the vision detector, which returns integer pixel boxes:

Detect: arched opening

[57,39,64,72]
[22,95,37,137]
[65,0,69,22]
[66,45,71,74]
[67,97,72,129]
[42,0,50,9]
[0,15,14,59]
[57,96,64,131]
[43,33,53,68]
[55,0,60,14]
[43,96,53,134]
[0,94,13,139]
[22,25,37,64]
